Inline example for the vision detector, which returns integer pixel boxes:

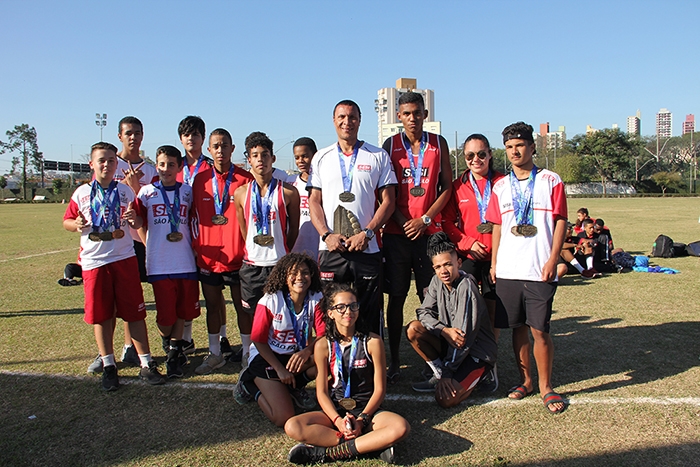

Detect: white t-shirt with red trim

[113,157,158,243]
[242,180,289,267]
[289,174,319,258]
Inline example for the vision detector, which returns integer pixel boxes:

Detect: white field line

[0,249,75,263]
[3,370,700,407]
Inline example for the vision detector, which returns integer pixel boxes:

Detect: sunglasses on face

[330,302,360,314]
[465,150,489,161]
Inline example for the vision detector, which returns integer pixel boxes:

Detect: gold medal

[112,229,125,239]
[511,225,523,237]
[99,231,113,241]
[88,231,102,242]
[519,224,538,237]
[339,191,355,202]
[338,398,357,411]
[211,215,228,225]
[167,232,184,242]
[409,186,425,197]
[476,222,493,234]
[253,234,274,246]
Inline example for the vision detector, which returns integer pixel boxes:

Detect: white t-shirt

[114,157,158,243]
[307,141,397,254]
[485,168,568,282]
[289,174,319,259]
[272,167,292,183]
[242,180,289,267]
[136,182,197,277]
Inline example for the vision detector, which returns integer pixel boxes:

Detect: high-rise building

[683,114,695,135]
[537,122,566,152]
[627,110,641,137]
[656,108,672,138]
[374,78,440,145]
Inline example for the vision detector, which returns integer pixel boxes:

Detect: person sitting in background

[557,223,595,278]
[573,207,589,234]
[58,262,83,286]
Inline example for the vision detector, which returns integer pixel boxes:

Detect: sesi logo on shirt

[356,164,371,172]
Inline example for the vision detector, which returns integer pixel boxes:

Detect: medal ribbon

[183,155,205,186]
[90,180,120,232]
[469,170,492,224]
[337,141,360,193]
[402,131,426,188]
[334,337,358,399]
[283,292,310,350]
[155,181,181,234]
[251,178,277,235]
[509,166,537,226]
[211,166,234,216]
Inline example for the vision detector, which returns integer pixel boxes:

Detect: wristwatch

[421,215,432,226]
[363,228,375,240]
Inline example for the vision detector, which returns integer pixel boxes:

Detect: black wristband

[322,231,332,241]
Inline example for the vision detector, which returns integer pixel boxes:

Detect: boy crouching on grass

[63,142,165,391]
[136,145,201,378]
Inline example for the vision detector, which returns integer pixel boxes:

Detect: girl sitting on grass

[284,283,410,464]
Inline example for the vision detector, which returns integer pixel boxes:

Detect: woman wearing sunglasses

[284,282,410,464]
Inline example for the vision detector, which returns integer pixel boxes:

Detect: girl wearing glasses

[284,282,410,464]
[233,253,325,427]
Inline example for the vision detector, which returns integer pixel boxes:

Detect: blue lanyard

[211,166,234,216]
[90,180,119,232]
[250,178,277,235]
[468,170,492,224]
[183,155,205,186]
[283,292,310,350]
[509,166,537,225]
[402,132,426,188]
[337,141,360,193]
[334,337,358,399]
[155,182,181,234]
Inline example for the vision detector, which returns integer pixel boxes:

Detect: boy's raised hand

[75,210,90,231]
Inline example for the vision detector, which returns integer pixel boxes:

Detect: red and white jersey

[113,157,158,243]
[242,180,289,267]
[250,290,325,357]
[485,168,568,282]
[442,170,505,261]
[176,155,213,186]
[384,132,443,235]
[136,182,196,276]
[63,183,136,271]
[307,141,397,254]
[191,166,253,272]
[289,174,319,258]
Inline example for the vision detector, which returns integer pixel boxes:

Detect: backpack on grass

[673,242,689,257]
[651,235,674,258]
[686,241,700,257]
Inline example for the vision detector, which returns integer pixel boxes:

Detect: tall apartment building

[374,78,440,145]
[627,110,641,137]
[656,108,672,138]
[683,114,695,135]
[537,122,566,151]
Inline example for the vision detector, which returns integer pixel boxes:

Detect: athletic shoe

[241,351,250,370]
[139,361,166,385]
[166,349,184,379]
[228,347,243,363]
[57,278,72,287]
[288,443,325,465]
[194,353,226,375]
[102,365,119,391]
[411,375,439,393]
[420,362,433,380]
[161,336,171,355]
[182,339,196,355]
[581,269,596,278]
[220,337,233,358]
[233,370,254,405]
[379,446,395,464]
[289,387,316,410]
[477,364,499,393]
[87,354,103,374]
[590,267,602,277]
[121,345,140,366]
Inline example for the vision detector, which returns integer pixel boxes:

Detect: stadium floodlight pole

[95,113,107,141]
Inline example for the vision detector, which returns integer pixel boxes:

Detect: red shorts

[152,278,201,326]
[83,256,146,324]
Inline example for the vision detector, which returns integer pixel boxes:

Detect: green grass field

[1,199,699,466]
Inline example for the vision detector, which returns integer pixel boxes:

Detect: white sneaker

[195,353,226,375]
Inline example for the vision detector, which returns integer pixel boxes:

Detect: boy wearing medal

[191,129,253,375]
[381,92,452,383]
[486,122,568,414]
[308,100,397,336]
[63,142,165,391]
[135,145,200,378]
[289,137,320,258]
[234,131,300,366]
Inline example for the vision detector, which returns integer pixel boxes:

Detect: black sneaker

[220,337,233,357]
[182,339,196,355]
[233,371,254,405]
[102,365,119,391]
[57,278,72,287]
[139,361,166,385]
[288,443,325,465]
[289,387,316,410]
[228,347,243,363]
[166,349,184,379]
[476,364,499,394]
[121,345,140,366]
[161,336,171,355]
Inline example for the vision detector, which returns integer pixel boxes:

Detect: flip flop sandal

[508,384,533,400]
[542,392,566,414]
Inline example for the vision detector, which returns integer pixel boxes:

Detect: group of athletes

[63,92,569,464]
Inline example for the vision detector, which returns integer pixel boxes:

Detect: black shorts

[494,279,557,333]
[318,250,383,336]
[452,355,490,392]
[382,234,433,300]
[240,263,274,315]
[133,240,147,283]
[459,257,495,299]
[198,268,240,287]
[247,353,309,387]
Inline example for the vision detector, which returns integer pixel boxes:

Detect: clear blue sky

[1,0,698,174]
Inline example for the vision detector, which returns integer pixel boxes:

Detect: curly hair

[262,253,322,295]
[320,282,367,342]
[245,131,274,155]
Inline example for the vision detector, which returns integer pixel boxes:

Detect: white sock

[241,334,251,356]
[209,333,221,356]
[123,344,132,352]
[138,353,152,368]
[220,324,227,339]
[101,354,116,367]
[182,321,193,342]
[570,260,584,273]
[427,359,443,379]
[586,256,594,269]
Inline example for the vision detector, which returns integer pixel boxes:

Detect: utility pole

[95,113,107,141]
[454,131,459,179]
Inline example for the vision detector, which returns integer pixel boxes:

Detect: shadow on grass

[552,316,700,394]
[0,308,85,318]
